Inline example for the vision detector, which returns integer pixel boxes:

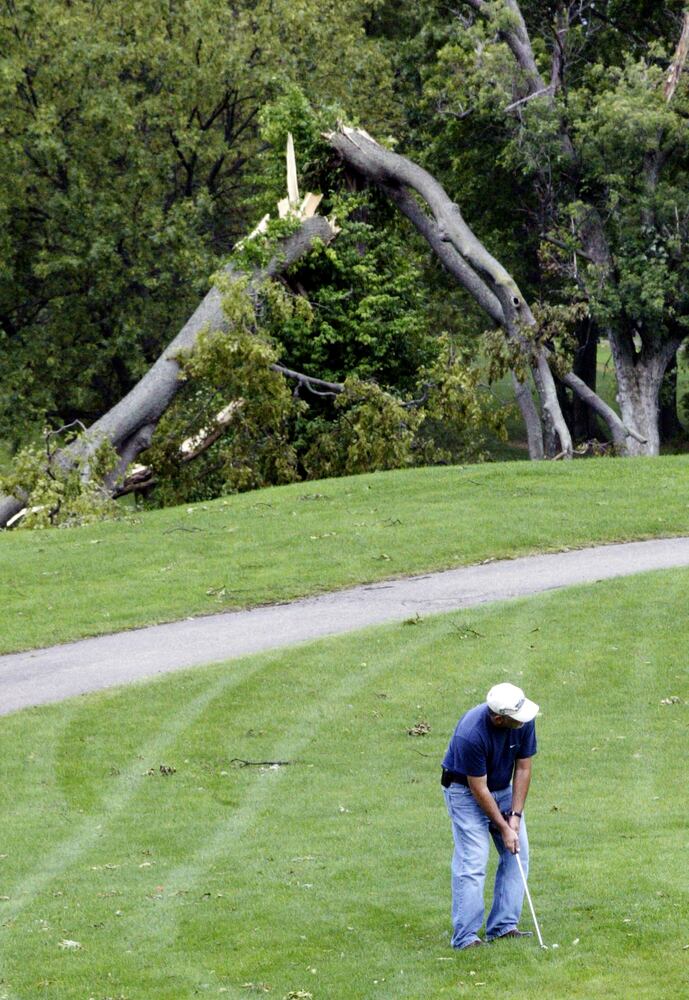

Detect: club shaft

[515,852,546,948]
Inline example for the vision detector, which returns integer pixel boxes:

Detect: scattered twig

[403,613,423,626]
[448,622,484,639]
[230,758,292,767]
[504,86,552,113]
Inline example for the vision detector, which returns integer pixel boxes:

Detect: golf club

[515,852,548,950]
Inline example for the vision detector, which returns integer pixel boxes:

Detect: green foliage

[0,434,119,529]
[140,244,499,501]
[567,50,689,339]
[144,322,303,507]
[408,0,689,373]
[302,379,421,478]
[0,0,397,440]
[268,191,439,390]
[300,338,503,479]
[415,337,508,463]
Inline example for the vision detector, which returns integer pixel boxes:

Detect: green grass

[0,569,687,998]
[1,457,689,654]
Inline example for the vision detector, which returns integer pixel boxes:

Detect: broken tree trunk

[0,215,337,529]
[325,125,570,457]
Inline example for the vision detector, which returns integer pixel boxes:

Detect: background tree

[385,0,689,453]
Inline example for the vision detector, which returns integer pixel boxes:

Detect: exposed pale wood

[179,399,245,461]
[286,132,300,205]
[300,192,322,217]
[236,213,270,247]
[665,11,689,102]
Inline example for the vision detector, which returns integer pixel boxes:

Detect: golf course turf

[1,456,689,654]
[0,567,687,998]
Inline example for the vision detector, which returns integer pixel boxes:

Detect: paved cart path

[2,536,689,716]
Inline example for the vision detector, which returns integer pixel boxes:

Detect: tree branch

[664,10,689,102]
[271,364,343,398]
[560,371,646,447]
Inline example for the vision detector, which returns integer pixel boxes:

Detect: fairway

[0,568,687,999]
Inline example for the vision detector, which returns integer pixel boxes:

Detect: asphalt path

[2,536,689,716]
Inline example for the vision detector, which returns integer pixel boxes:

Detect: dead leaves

[407,721,431,737]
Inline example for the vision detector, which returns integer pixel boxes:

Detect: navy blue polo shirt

[442,703,537,791]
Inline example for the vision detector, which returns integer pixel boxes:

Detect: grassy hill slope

[1,456,688,653]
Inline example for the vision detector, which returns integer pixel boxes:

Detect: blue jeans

[443,783,529,948]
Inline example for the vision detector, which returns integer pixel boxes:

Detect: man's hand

[502,824,520,854]
[466,774,521,854]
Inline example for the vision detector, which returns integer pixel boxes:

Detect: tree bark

[608,334,682,456]
[379,179,544,457]
[0,216,337,529]
[510,371,544,458]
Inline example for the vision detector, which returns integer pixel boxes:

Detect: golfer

[441,682,539,949]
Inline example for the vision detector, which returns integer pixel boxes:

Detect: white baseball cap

[486,682,539,723]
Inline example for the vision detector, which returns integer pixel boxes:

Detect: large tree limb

[560,372,646,449]
[326,124,571,457]
[380,180,544,457]
[77,215,336,469]
[0,216,337,528]
[327,124,651,455]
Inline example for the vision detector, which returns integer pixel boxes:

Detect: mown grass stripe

[117,649,393,952]
[0,655,269,929]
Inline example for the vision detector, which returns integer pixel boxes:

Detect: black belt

[441,768,468,788]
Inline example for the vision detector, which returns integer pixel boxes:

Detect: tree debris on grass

[407,721,431,737]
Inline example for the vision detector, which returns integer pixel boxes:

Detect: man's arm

[467,775,520,854]
[508,757,533,836]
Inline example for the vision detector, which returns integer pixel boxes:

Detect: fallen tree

[0,213,338,528]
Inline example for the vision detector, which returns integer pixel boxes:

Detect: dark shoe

[459,939,484,949]
[492,928,533,940]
